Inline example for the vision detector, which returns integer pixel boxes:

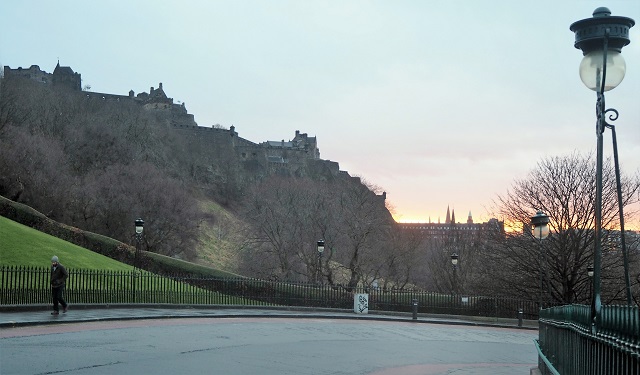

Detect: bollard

[517,308,523,328]
[412,299,418,320]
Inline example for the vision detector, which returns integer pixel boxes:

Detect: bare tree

[72,162,202,258]
[378,227,424,290]
[239,175,394,286]
[482,152,640,305]
[240,177,319,281]
[0,126,72,217]
[331,179,393,289]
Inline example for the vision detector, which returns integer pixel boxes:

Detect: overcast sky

[2,1,639,226]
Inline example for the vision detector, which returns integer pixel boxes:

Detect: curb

[1,304,539,330]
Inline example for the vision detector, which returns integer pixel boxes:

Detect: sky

[2,1,639,227]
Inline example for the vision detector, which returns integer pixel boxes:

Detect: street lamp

[531,211,550,241]
[450,253,459,295]
[571,7,633,92]
[317,240,325,284]
[570,8,635,321]
[135,218,144,235]
[134,218,144,269]
[531,211,550,309]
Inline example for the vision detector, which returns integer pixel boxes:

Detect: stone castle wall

[3,65,51,84]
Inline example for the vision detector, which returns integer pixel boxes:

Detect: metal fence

[538,304,640,375]
[1,266,537,319]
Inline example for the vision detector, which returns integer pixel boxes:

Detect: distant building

[3,62,197,127]
[4,62,82,91]
[397,206,504,239]
[261,130,320,161]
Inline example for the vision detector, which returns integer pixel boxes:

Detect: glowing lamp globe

[579,50,626,91]
[570,7,634,92]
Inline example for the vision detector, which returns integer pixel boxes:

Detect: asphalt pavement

[1,305,540,375]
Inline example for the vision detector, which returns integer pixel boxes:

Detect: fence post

[131,271,136,303]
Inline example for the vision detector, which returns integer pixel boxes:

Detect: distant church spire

[445,206,451,224]
[467,211,473,224]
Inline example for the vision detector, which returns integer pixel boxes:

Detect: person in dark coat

[50,255,69,315]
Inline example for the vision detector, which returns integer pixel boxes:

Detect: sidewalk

[0,304,540,329]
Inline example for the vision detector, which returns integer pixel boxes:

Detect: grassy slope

[0,216,254,304]
[194,199,246,272]
[0,195,244,277]
[0,216,133,270]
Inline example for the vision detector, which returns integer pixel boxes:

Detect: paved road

[1,309,538,375]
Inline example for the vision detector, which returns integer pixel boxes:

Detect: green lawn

[0,216,254,304]
[0,216,134,270]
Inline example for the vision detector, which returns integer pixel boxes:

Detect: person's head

[51,256,59,266]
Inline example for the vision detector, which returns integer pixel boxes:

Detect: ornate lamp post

[317,239,325,284]
[531,211,550,309]
[570,8,635,322]
[450,253,459,295]
[134,218,144,270]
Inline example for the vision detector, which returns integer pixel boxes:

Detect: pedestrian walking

[50,255,69,315]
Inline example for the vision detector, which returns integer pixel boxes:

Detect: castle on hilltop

[3,62,386,205]
[398,206,504,238]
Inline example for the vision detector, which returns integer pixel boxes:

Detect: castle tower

[52,61,81,90]
[467,211,473,224]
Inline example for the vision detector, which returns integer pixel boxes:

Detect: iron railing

[0,266,537,320]
[538,304,640,375]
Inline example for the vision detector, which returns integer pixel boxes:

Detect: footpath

[0,304,539,329]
